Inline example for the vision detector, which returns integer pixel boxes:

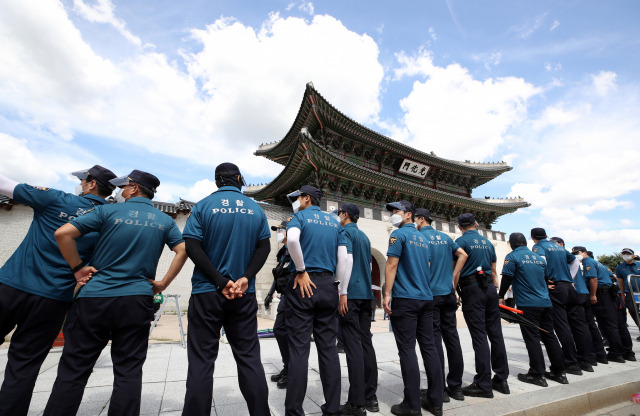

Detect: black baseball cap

[286,185,323,203]
[71,165,117,191]
[550,236,565,245]
[339,203,360,220]
[110,170,160,193]
[622,248,635,254]
[271,220,288,232]
[457,213,476,227]
[415,208,432,220]
[531,227,547,240]
[571,246,587,255]
[215,162,241,177]
[386,200,415,213]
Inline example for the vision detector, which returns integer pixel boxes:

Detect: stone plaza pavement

[2,314,640,416]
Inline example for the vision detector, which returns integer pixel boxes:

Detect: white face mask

[276,232,285,244]
[74,184,84,196]
[390,213,403,228]
[622,254,634,262]
[291,199,301,213]
[115,188,127,203]
[575,254,584,262]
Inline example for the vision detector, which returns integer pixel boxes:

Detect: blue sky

[1,0,639,256]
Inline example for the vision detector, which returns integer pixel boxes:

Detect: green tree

[597,253,623,271]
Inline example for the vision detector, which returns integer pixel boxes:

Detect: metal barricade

[149,294,186,348]
[628,275,640,331]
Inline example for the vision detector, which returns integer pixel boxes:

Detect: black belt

[307,272,334,277]
[596,286,612,295]
[458,275,478,288]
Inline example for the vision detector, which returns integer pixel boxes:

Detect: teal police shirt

[0,184,106,302]
[286,205,347,274]
[501,246,552,307]
[419,225,460,296]
[387,223,433,300]
[183,186,270,294]
[531,239,575,283]
[581,256,600,286]
[595,262,614,288]
[615,261,640,293]
[70,197,183,298]
[455,230,497,278]
[343,223,373,300]
[573,267,589,295]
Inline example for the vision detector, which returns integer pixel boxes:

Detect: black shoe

[491,379,510,395]
[517,373,548,387]
[446,385,464,401]
[420,397,443,416]
[462,383,493,398]
[607,353,626,363]
[603,339,610,347]
[579,361,594,372]
[589,359,598,366]
[624,353,637,362]
[564,364,583,375]
[337,345,345,354]
[270,369,285,382]
[636,335,640,341]
[365,396,379,413]
[277,374,288,389]
[390,403,420,416]
[442,390,450,403]
[544,371,569,384]
[596,357,609,365]
[342,402,366,416]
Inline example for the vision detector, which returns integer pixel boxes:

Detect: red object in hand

[499,304,523,315]
[52,332,65,347]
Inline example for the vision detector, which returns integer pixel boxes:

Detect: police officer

[182,163,271,416]
[499,233,567,387]
[550,238,608,365]
[615,248,640,329]
[572,246,626,363]
[383,200,443,416]
[0,166,116,416]
[594,257,635,361]
[284,185,348,416]
[44,170,187,416]
[415,208,467,402]
[267,220,293,389]
[531,228,592,374]
[455,213,508,398]
[336,203,379,415]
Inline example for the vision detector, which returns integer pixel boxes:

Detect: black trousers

[460,283,508,392]
[183,292,268,416]
[624,292,640,327]
[548,282,592,365]
[338,298,378,406]
[593,290,624,357]
[390,298,443,411]
[433,292,464,389]
[43,296,153,416]
[576,293,607,361]
[615,295,634,355]
[273,294,290,373]
[0,284,70,416]
[285,274,341,416]
[519,307,564,375]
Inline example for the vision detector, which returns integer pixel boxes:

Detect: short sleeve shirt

[501,246,551,307]
[343,223,373,300]
[286,206,347,274]
[387,223,432,300]
[531,239,575,283]
[71,197,183,298]
[615,261,640,293]
[582,257,599,283]
[455,230,497,278]
[0,184,107,301]
[183,186,270,294]
[419,226,460,296]
[594,262,614,288]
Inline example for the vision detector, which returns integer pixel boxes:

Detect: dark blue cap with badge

[457,213,476,226]
[71,165,117,191]
[286,185,323,203]
[571,246,587,255]
[415,208,432,220]
[550,236,565,246]
[271,220,288,232]
[339,203,360,220]
[622,248,634,254]
[531,227,547,240]
[110,170,160,193]
[386,200,415,213]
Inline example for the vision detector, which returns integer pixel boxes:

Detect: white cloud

[509,12,548,38]
[591,70,617,96]
[550,20,560,31]
[392,49,540,160]
[73,0,142,46]
[0,6,384,178]
[621,219,634,227]
[544,62,562,72]
[428,27,437,41]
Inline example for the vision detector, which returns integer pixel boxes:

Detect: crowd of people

[0,162,638,416]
